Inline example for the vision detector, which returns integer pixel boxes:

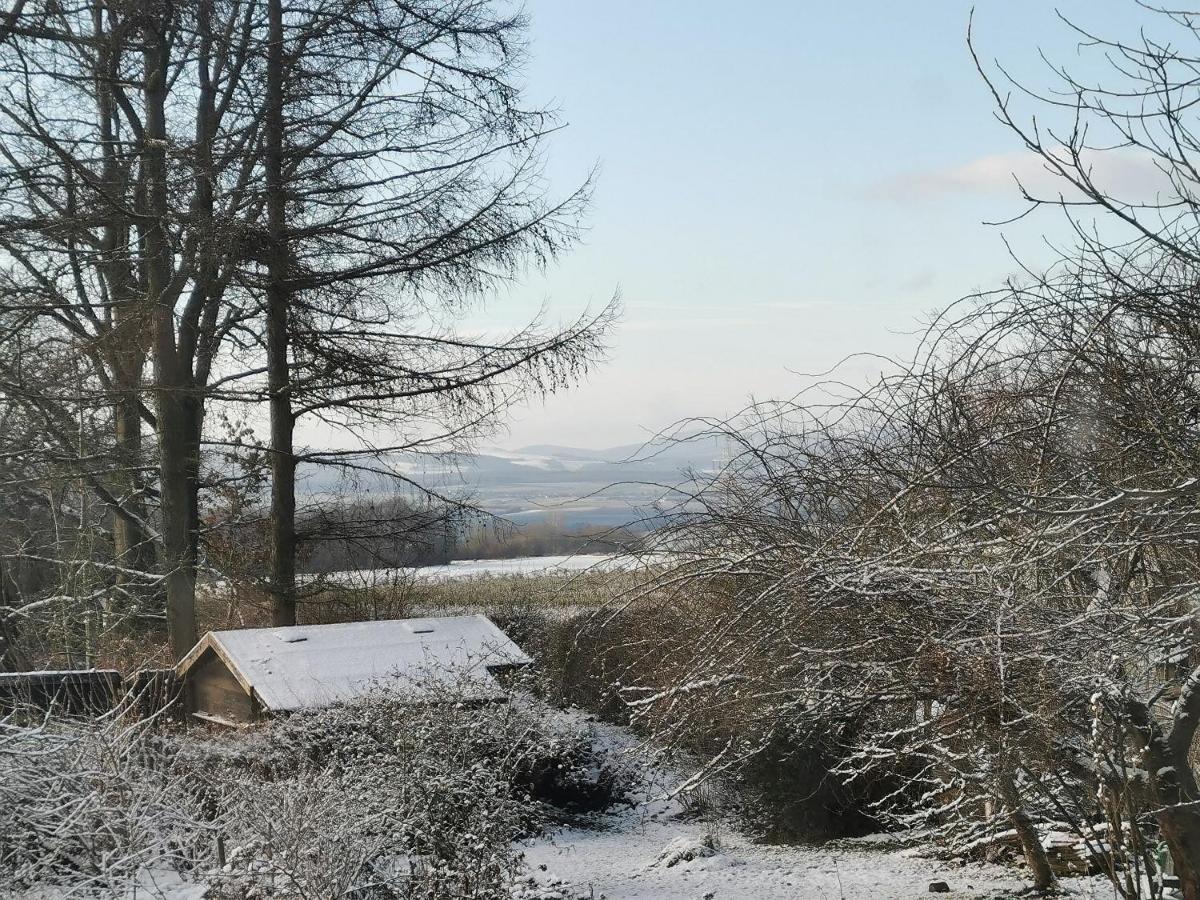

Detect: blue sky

[483,1,1159,448]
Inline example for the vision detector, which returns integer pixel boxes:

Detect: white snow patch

[24,867,209,899]
[518,718,1114,900]
[651,834,722,869]
[313,553,645,587]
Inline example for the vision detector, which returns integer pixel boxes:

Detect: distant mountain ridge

[296,437,726,529]
[508,439,723,468]
[511,443,642,463]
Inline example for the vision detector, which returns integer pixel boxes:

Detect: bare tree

[250,0,616,625]
[613,8,1200,896]
[0,0,614,658]
[0,0,280,657]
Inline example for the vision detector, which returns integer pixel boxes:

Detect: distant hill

[296,437,728,530]
[513,440,722,467]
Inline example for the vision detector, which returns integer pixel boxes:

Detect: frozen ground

[21,867,208,900]
[519,818,1115,899]
[517,718,1113,900]
[316,553,645,586]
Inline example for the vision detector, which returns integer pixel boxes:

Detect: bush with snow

[0,709,211,894]
[3,684,630,898]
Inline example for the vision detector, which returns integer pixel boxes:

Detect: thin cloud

[754,299,837,311]
[622,316,765,332]
[874,147,1174,204]
[898,270,936,291]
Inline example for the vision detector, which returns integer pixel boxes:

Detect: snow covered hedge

[0,711,212,894]
[2,687,628,898]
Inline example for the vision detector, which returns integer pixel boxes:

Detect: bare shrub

[4,683,628,898]
[0,710,210,894]
[179,687,630,898]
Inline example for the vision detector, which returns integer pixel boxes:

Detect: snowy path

[520,815,1119,899]
[521,816,1026,899]
[517,719,1111,900]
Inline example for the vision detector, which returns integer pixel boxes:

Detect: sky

[473,1,1162,450]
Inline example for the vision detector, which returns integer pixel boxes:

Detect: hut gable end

[187,648,258,725]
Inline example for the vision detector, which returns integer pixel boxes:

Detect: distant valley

[297,438,727,530]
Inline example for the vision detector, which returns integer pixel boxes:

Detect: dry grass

[18,569,637,674]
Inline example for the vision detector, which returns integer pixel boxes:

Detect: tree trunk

[1129,687,1200,900]
[1150,754,1200,900]
[111,389,156,584]
[265,0,296,627]
[1160,807,1200,900]
[96,3,156,595]
[157,397,197,660]
[143,7,196,660]
[998,771,1056,893]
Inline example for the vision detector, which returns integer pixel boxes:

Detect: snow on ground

[315,553,643,586]
[517,718,1112,900]
[477,447,596,472]
[21,867,209,900]
[16,704,1116,899]
[519,817,1087,899]
[198,553,668,600]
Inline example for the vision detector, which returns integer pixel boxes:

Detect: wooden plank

[0,669,122,714]
[191,710,247,728]
[123,668,183,720]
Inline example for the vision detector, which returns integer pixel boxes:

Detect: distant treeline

[454,520,644,561]
[292,499,645,574]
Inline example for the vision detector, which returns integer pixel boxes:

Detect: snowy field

[313,553,645,587]
[519,817,1111,899]
[194,553,662,601]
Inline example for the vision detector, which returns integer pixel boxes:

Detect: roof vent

[409,624,435,634]
[280,635,308,644]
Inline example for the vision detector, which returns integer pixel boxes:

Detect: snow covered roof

[176,615,531,712]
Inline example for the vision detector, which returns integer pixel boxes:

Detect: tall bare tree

[0,0,272,658]
[0,0,613,656]
[253,0,616,626]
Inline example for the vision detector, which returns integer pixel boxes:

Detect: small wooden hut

[174,615,531,726]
